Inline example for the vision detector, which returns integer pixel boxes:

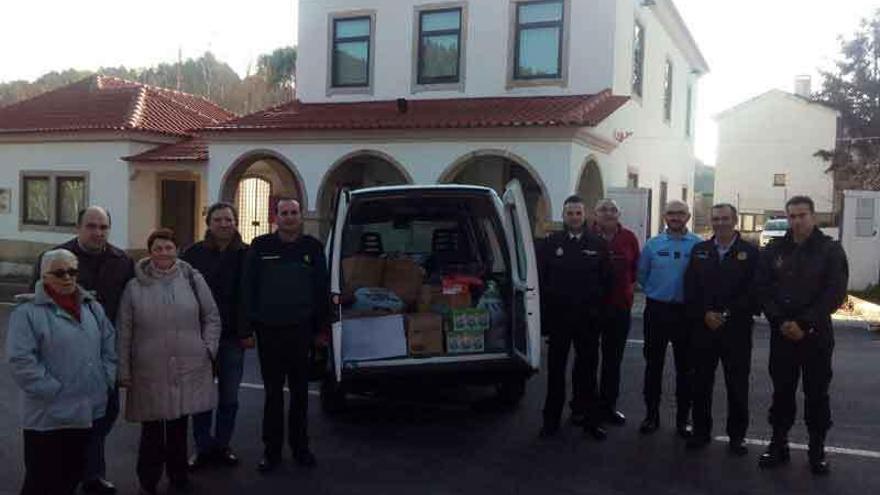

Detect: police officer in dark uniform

[683,203,759,455]
[755,196,848,475]
[538,195,613,440]
[241,197,329,472]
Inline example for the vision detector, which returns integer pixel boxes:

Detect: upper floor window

[332,16,372,88]
[663,59,673,123]
[21,172,87,230]
[514,0,564,80]
[418,8,463,85]
[685,84,693,137]
[773,174,787,187]
[632,21,645,98]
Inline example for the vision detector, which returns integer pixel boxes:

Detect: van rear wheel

[320,377,347,414]
[496,377,527,406]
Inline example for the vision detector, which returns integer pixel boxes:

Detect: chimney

[794,75,812,98]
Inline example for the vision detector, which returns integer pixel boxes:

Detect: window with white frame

[773,174,786,187]
[513,0,565,80]
[331,16,372,88]
[632,21,645,98]
[21,172,87,229]
[417,8,463,85]
[663,59,673,122]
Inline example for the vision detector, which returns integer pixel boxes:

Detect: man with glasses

[588,199,640,426]
[636,200,701,438]
[683,204,759,455]
[31,205,134,495]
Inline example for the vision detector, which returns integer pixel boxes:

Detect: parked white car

[759,218,789,246]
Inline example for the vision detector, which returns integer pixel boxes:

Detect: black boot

[676,410,693,439]
[809,432,830,476]
[639,409,660,435]
[758,433,791,468]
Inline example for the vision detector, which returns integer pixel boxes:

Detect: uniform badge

[696,251,709,259]
[583,249,598,256]
[304,254,312,264]
[556,247,564,257]
[737,252,748,261]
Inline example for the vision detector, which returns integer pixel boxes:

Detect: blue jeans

[192,340,245,453]
[84,387,119,481]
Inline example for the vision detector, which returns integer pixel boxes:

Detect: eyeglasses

[48,268,79,279]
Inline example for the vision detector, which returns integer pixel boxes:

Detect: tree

[815,9,880,191]
[258,47,297,92]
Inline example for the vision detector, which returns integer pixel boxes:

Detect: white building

[0,0,708,271]
[714,81,839,231]
[192,0,708,241]
[0,76,234,275]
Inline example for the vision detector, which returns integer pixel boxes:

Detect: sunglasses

[48,268,79,279]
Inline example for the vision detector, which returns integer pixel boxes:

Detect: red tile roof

[203,90,628,132]
[124,137,207,162]
[0,75,235,137]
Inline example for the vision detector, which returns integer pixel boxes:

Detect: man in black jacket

[242,197,329,472]
[183,202,250,470]
[683,204,759,455]
[538,195,613,440]
[755,196,848,475]
[31,206,134,495]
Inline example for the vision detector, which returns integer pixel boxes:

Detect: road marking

[627,339,645,345]
[0,302,15,307]
[714,436,880,459]
[240,381,319,396]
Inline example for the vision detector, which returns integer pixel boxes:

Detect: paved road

[0,305,878,495]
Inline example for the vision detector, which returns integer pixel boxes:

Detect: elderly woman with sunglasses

[6,248,118,495]
[117,228,220,495]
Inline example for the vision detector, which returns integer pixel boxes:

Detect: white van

[321,181,541,412]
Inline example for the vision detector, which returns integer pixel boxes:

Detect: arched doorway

[220,151,304,243]
[317,151,412,238]
[441,151,550,237]
[576,159,604,217]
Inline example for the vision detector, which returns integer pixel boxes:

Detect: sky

[1,0,877,164]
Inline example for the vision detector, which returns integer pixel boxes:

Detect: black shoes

[216,447,240,467]
[187,452,213,471]
[758,441,791,468]
[809,458,831,476]
[81,478,117,495]
[257,455,282,473]
[728,438,749,456]
[584,424,608,441]
[189,447,239,471]
[604,409,626,426]
[639,413,660,434]
[809,440,830,476]
[676,421,694,439]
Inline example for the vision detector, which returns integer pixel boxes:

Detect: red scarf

[45,284,81,322]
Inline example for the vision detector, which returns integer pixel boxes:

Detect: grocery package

[477,280,508,351]
[350,287,405,315]
[383,258,425,306]
[405,313,444,356]
[342,256,385,295]
[446,308,489,354]
[342,314,408,361]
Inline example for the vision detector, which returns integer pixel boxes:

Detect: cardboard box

[383,258,424,306]
[405,313,444,356]
[446,330,485,354]
[422,284,471,313]
[449,308,490,334]
[342,256,385,294]
[341,314,408,361]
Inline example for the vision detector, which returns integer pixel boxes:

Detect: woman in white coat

[117,228,220,494]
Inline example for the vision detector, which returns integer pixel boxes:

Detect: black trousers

[137,417,188,489]
[598,308,632,411]
[256,324,311,458]
[768,330,834,437]
[690,318,753,440]
[21,428,90,495]
[643,299,691,420]
[544,308,600,426]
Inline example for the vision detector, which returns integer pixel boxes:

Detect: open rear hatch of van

[326,184,540,384]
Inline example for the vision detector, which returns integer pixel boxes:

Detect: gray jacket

[117,258,221,422]
[6,282,117,431]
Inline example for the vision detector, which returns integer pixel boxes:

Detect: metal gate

[236,176,271,243]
